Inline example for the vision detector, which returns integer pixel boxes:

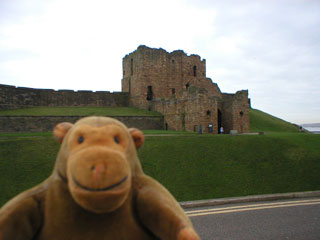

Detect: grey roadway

[185,198,320,240]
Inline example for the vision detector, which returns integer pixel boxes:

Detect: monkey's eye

[78,136,84,144]
[114,136,120,144]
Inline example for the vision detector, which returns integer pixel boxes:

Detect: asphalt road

[186,198,320,240]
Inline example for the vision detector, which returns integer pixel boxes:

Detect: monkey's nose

[91,163,106,180]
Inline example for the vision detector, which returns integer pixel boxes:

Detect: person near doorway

[199,124,203,134]
[220,126,224,134]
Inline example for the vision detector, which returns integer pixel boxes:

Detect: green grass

[250,108,300,133]
[143,130,197,135]
[1,132,319,206]
[0,136,59,206]
[0,132,52,138]
[140,133,320,201]
[0,107,162,117]
[1,108,319,206]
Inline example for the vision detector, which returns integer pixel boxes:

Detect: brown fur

[0,116,200,240]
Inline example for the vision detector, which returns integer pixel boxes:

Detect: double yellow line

[186,198,320,217]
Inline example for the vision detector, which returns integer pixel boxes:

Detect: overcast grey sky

[0,0,319,124]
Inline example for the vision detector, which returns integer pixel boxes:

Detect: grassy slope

[139,134,320,201]
[0,107,162,116]
[250,108,300,133]
[1,133,319,206]
[0,108,319,206]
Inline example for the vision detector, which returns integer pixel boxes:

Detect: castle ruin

[122,45,250,133]
[0,45,250,134]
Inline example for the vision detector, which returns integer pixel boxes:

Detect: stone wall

[222,90,250,133]
[0,84,129,109]
[0,116,164,132]
[152,86,219,133]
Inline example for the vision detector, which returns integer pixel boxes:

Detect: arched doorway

[218,109,222,133]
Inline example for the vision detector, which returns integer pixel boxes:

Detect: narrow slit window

[147,86,153,101]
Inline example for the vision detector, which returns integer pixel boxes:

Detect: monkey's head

[53,116,144,214]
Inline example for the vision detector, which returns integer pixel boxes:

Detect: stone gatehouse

[122,45,250,133]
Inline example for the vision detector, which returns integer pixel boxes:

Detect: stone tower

[122,45,250,133]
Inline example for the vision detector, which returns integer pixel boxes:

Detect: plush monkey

[0,116,200,240]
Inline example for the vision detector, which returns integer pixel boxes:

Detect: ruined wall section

[182,87,219,133]
[0,84,129,109]
[179,54,205,88]
[231,90,250,133]
[222,90,250,133]
[152,87,219,133]
[122,46,171,109]
[220,94,234,133]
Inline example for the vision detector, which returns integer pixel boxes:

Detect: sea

[303,127,320,134]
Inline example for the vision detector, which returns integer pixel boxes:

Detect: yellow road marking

[185,198,320,214]
[186,199,320,217]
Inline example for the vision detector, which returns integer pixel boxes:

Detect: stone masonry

[0,85,129,109]
[0,116,163,132]
[122,45,250,133]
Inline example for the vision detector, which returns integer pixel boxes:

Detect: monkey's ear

[129,128,144,149]
[53,122,73,143]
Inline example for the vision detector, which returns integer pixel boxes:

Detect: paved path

[187,198,320,240]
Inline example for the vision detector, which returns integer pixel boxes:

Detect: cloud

[0,0,319,123]
[0,0,216,91]
[186,0,320,123]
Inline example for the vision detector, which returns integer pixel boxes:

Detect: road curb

[180,190,320,209]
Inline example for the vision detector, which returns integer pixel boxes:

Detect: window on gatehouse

[147,86,153,101]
